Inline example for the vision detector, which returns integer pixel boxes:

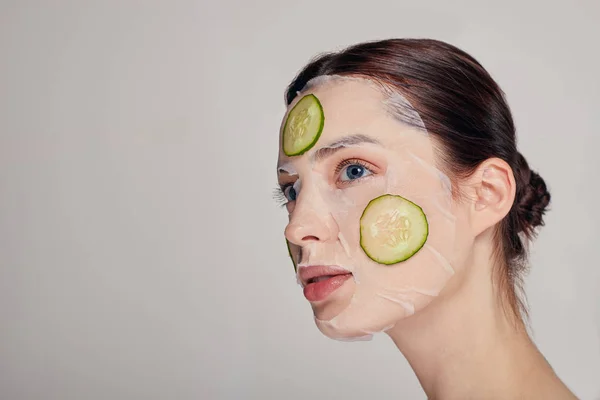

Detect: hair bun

[515,152,551,234]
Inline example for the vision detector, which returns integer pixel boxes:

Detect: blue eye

[340,163,372,181]
[284,186,297,201]
[283,181,300,202]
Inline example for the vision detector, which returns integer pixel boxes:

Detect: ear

[467,157,516,237]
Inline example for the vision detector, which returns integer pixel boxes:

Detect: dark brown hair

[284,38,550,320]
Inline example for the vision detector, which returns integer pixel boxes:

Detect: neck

[385,239,575,399]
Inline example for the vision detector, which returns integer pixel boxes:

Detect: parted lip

[298,265,352,287]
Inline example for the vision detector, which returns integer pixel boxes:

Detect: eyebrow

[310,134,381,163]
[277,134,382,173]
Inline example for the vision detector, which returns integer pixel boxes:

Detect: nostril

[302,235,320,242]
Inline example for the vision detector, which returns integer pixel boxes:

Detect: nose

[284,195,339,246]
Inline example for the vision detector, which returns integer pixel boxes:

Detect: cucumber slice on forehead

[282,94,324,156]
[360,194,429,265]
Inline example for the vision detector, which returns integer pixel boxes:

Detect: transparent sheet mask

[282,75,457,341]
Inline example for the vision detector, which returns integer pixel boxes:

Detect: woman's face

[277,77,468,340]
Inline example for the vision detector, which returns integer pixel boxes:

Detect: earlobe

[470,158,516,236]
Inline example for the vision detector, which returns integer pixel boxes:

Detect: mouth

[299,265,353,302]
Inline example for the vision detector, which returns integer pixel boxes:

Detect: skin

[276,78,577,399]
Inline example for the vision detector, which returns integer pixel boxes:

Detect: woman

[275,39,576,399]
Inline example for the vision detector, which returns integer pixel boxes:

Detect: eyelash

[334,159,375,183]
[273,186,288,208]
[274,159,376,207]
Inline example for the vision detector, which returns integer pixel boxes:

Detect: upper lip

[298,265,352,286]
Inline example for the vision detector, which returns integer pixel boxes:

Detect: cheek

[329,177,388,245]
[324,159,459,325]
[442,203,475,268]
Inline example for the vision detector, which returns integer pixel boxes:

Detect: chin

[313,302,414,341]
[310,287,447,341]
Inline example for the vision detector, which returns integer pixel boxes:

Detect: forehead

[305,78,388,125]
[278,78,390,160]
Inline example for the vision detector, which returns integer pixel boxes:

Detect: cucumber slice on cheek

[360,194,429,265]
[282,94,324,156]
[286,239,297,273]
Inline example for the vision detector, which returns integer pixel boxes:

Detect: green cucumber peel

[359,194,429,265]
[282,94,324,156]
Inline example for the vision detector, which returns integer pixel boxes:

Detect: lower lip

[303,274,353,302]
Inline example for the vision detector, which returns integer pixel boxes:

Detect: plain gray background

[1,1,599,399]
